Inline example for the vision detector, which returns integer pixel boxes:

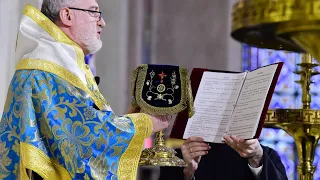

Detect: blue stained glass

[259,128,278,141]
[242,44,320,180]
[260,140,276,150]
[269,93,299,109]
[277,129,295,143]
[314,146,320,180]
[275,142,297,180]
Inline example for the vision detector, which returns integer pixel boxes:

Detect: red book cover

[253,62,283,138]
[170,62,283,140]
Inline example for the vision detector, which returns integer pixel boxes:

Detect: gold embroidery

[84,173,91,180]
[111,117,133,131]
[16,59,107,110]
[132,65,193,116]
[84,107,97,120]
[118,113,152,179]
[186,76,195,117]
[53,118,95,151]
[0,142,11,179]
[85,71,110,107]
[131,67,139,108]
[145,70,179,103]
[20,142,71,180]
[60,139,77,176]
[88,152,109,179]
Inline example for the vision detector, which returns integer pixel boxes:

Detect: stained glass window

[242,44,320,180]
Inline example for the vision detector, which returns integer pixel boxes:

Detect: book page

[226,64,278,139]
[183,72,246,143]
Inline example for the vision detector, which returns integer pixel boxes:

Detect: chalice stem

[155,131,166,147]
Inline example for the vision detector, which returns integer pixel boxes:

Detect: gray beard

[86,40,102,54]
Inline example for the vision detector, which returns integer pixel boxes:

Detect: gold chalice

[131,64,194,167]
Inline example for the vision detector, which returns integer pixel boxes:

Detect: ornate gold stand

[231,1,320,179]
[139,131,186,167]
[265,54,320,180]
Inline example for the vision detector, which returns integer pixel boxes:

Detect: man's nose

[98,17,106,28]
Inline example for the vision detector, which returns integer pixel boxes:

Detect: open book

[170,63,283,143]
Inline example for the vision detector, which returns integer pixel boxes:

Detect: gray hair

[41,0,76,22]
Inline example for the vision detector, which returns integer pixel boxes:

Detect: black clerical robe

[159,144,288,180]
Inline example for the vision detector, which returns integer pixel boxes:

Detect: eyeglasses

[68,7,103,21]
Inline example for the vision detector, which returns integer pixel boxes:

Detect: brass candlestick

[231,1,320,179]
[265,54,320,180]
[139,131,186,166]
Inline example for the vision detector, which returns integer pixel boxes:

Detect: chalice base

[139,144,186,167]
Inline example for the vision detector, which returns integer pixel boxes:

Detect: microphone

[94,76,100,85]
[93,76,101,110]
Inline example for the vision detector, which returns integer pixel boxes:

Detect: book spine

[224,72,248,136]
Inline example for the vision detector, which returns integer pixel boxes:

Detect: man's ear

[59,8,72,26]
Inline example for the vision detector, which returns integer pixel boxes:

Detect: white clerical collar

[15,4,87,85]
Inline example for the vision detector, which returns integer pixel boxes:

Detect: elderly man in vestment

[0,0,170,179]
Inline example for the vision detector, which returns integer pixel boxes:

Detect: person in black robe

[159,136,288,180]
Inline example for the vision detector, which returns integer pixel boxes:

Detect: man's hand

[149,115,170,133]
[126,106,169,133]
[223,135,263,168]
[181,137,210,180]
